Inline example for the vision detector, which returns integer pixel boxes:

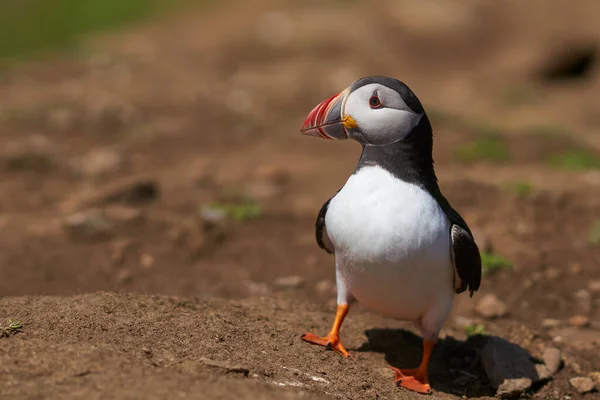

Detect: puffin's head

[301,76,425,146]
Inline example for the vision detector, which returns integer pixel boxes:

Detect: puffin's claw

[391,367,432,395]
[301,332,352,359]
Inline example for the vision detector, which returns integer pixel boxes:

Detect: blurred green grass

[0,0,202,60]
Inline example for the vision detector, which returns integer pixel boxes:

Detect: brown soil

[1,1,600,399]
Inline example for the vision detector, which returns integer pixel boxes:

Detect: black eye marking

[369,92,382,109]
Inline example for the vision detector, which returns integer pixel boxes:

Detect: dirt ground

[1,1,600,399]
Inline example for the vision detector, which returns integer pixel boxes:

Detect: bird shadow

[356,328,524,398]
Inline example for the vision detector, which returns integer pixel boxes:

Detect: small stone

[274,276,305,289]
[315,280,335,295]
[140,253,154,269]
[481,336,539,389]
[63,209,114,241]
[199,206,228,224]
[78,148,123,178]
[588,280,600,293]
[453,316,475,329]
[497,378,532,399]
[104,205,144,225]
[588,372,600,390]
[2,135,58,171]
[535,364,552,381]
[569,377,595,394]
[475,294,508,319]
[542,347,562,375]
[542,319,562,329]
[77,176,159,208]
[246,281,269,296]
[568,315,590,328]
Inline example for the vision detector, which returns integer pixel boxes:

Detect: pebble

[453,316,475,329]
[542,319,563,329]
[542,347,562,375]
[273,276,305,289]
[139,253,154,269]
[497,378,532,399]
[589,280,600,293]
[569,377,595,394]
[568,315,590,328]
[2,135,58,172]
[104,205,145,225]
[76,176,159,209]
[246,281,269,296]
[77,148,123,178]
[475,294,508,319]
[588,372,600,390]
[63,209,114,241]
[535,364,552,381]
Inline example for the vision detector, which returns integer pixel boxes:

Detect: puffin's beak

[301,88,354,140]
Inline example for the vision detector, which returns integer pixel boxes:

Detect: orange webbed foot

[301,332,352,359]
[391,367,432,395]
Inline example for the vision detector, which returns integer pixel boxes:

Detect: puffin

[299,76,482,395]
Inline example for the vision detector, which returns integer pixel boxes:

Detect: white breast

[326,165,454,322]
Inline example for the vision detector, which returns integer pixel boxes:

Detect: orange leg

[391,339,435,395]
[301,304,352,358]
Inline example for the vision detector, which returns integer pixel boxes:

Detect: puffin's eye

[369,95,382,109]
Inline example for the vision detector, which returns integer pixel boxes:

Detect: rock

[542,347,562,375]
[475,294,508,319]
[542,319,562,329]
[63,209,114,241]
[77,176,159,208]
[569,377,595,394]
[568,315,590,328]
[497,378,532,399]
[273,276,305,289]
[535,364,552,381]
[139,253,154,269]
[199,206,228,225]
[315,280,335,295]
[77,148,123,178]
[453,316,475,329]
[588,280,600,293]
[104,205,145,225]
[246,281,269,296]
[2,135,58,172]
[588,372,600,390]
[480,336,539,389]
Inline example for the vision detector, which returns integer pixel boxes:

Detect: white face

[343,83,423,146]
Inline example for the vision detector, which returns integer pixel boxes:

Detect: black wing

[315,193,338,254]
[433,190,482,297]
